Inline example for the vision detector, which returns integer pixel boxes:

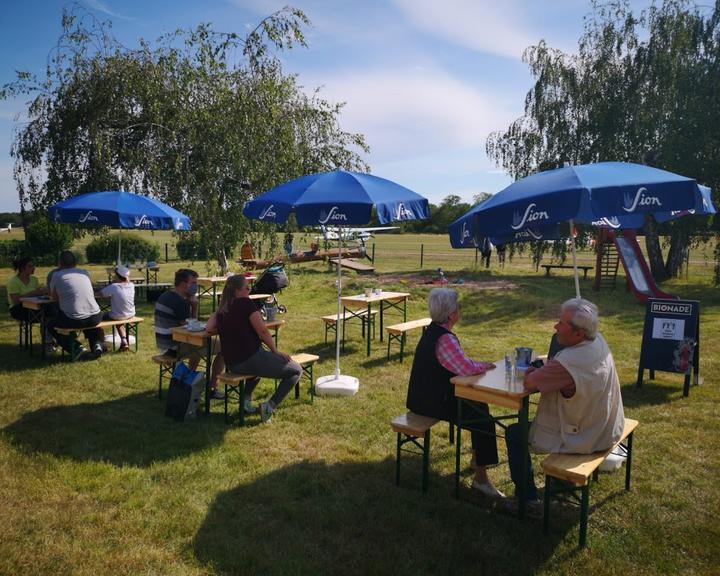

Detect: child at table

[97,265,135,351]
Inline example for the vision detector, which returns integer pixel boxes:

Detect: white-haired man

[505,298,625,507]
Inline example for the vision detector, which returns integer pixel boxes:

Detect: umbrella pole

[334,228,343,378]
[117,228,122,267]
[569,219,581,299]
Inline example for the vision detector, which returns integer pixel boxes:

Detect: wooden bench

[56,316,144,360]
[217,352,320,424]
[386,317,432,362]
[329,258,375,274]
[152,354,177,399]
[541,418,639,548]
[321,309,377,346]
[541,264,594,279]
[391,411,439,493]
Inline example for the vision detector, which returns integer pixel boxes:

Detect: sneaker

[92,343,104,357]
[209,389,225,400]
[471,479,506,498]
[72,345,87,362]
[119,341,130,352]
[44,344,57,356]
[243,398,257,414]
[260,401,273,423]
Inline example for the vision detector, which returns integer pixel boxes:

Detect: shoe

[72,345,87,362]
[471,479,506,498]
[119,341,130,352]
[243,398,257,414]
[44,344,57,355]
[92,343,104,357]
[209,389,225,400]
[260,401,273,423]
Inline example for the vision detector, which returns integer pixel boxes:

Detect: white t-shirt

[100,282,136,319]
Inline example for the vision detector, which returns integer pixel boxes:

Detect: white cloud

[82,0,134,21]
[392,0,536,60]
[308,67,517,163]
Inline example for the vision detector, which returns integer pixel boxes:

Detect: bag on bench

[165,362,205,422]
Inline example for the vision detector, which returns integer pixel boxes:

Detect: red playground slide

[609,230,677,303]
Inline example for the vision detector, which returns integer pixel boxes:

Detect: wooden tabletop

[172,319,285,347]
[20,296,54,310]
[341,291,410,306]
[451,360,532,411]
[197,274,256,286]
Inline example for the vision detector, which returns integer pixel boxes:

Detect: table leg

[455,397,462,499]
[204,337,212,417]
[367,303,372,356]
[518,396,530,520]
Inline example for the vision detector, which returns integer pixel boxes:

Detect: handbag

[165,362,205,422]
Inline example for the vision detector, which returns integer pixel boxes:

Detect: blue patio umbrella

[243,170,430,393]
[468,162,714,296]
[49,191,191,264]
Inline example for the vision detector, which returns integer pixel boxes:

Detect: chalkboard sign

[636,299,700,397]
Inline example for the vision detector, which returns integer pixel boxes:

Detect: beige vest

[530,333,625,454]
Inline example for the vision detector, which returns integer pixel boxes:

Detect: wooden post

[420,244,424,268]
[165,243,169,262]
[371,243,375,264]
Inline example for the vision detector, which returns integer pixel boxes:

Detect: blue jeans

[505,422,539,501]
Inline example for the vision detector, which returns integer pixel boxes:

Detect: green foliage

[2,5,369,274]
[486,0,720,277]
[85,233,159,264]
[0,239,27,267]
[175,234,210,261]
[23,217,73,264]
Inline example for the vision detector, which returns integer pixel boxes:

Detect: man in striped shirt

[155,268,225,398]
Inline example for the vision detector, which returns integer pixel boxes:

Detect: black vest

[406,322,457,421]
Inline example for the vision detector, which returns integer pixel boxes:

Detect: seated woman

[206,274,301,422]
[406,288,503,497]
[7,256,48,320]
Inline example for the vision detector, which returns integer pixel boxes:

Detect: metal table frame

[340,291,409,356]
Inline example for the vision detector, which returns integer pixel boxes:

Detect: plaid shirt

[435,324,492,376]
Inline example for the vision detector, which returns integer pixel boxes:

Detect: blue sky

[0,0,648,212]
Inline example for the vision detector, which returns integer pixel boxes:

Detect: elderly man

[48,250,104,360]
[406,288,504,497]
[505,298,625,507]
[154,268,225,399]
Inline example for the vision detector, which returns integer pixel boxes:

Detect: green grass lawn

[0,233,718,575]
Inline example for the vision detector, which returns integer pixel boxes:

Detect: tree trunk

[643,216,669,281]
[665,229,689,278]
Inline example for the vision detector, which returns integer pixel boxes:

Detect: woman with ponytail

[206,275,301,422]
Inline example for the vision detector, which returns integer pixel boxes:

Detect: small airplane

[0,223,12,233]
[316,225,399,244]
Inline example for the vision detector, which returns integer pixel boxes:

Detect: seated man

[48,250,104,360]
[406,288,504,497]
[505,298,625,505]
[154,268,225,399]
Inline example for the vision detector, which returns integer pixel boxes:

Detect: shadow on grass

[0,342,74,372]
[193,459,573,576]
[621,378,693,408]
[3,391,228,467]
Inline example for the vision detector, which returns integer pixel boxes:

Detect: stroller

[250,262,288,320]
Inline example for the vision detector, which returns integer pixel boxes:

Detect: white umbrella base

[315,374,359,396]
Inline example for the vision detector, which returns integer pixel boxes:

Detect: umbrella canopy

[468,162,715,297]
[243,170,430,226]
[473,162,711,237]
[49,191,191,230]
[243,170,430,394]
[49,191,191,265]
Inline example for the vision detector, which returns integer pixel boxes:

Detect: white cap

[115,265,131,280]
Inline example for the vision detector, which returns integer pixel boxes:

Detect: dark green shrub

[86,233,159,264]
[24,217,74,264]
[0,239,28,267]
[176,234,210,260]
